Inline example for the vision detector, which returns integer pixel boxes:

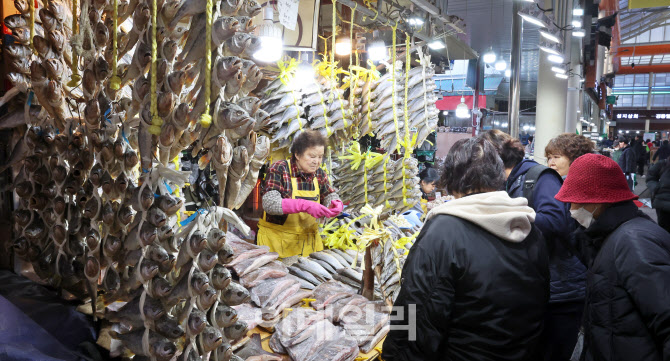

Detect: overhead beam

[616,43,670,56]
[617,64,670,74]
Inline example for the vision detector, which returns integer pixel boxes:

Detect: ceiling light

[428,40,445,49]
[619,130,622,133]
[518,5,550,28]
[505,69,511,77]
[253,7,283,63]
[548,54,565,63]
[523,125,530,131]
[368,40,388,62]
[556,73,569,79]
[538,38,562,55]
[539,29,562,44]
[573,8,584,16]
[531,126,536,131]
[335,38,352,56]
[552,66,566,74]
[408,17,424,27]
[591,122,596,126]
[456,97,470,118]
[636,130,640,134]
[573,30,585,37]
[572,20,582,28]
[483,47,497,64]
[495,59,507,71]
[442,111,449,115]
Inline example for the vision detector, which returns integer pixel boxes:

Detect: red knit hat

[555,153,638,204]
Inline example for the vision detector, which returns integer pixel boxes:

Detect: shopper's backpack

[522,164,563,208]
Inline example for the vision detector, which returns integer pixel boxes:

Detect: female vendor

[411,167,439,215]
[257,130,343,257]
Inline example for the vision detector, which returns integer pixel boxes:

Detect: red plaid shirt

[262,157,335,201]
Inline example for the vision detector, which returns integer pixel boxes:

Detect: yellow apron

[257,160,324,258]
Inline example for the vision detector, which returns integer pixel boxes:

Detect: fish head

[216,304,237,324]
[156,195,182,215]
[53,196,66,215]
[238,96,261,115]
[103,267,120,291]
[83,197,100,219]
[11,56,30,73]
[227,32,252,55]
[156,316,185,339]
[94,56,110,81]
[124,149,139,169]
[150,276,172,298]
[32,36,50,58]
[216,342,233,361]
[188,231,207,254]
[148,244,170,266]
[198,249,218,271]
[220,0,242,15]
[225,320,248,340]
[94,21,109,47]
[14,0,28,14]
[103,235,122,257]
[202,325,223,352]
[224,283,250,304]
[198,286,218,309]
[187,309,207,335]
[241,0,261,17]
[11,27,29,43]
[140,259,160,280]
[84,99,101,123]
[48,30,64,52]
[157,224,174,241]
[100,170,114,194]
[158,123,175,147]
[43,180,58,199]
[13,209,32,227]
[211,265,231,290]
[89,163,104,187]
[86,229,101,250]
[221,16,240,32]
[217,243,234,263]
[161,0,180,21]
[13,237,29,257]
[48,0,66,21]
[133,3,151,26]
[14,180,33,198]
[219,56,244,78]
[151,340,177,361]
[32,165,50,185]
[84,256,100,280]
[167,70,185,94]
[30,60,47,82]
[244,35,262,56]
[52,224,67,246]
[4,14,26,29]
[117,204,136,225]
[140,223,158,246]
[172,103,190,129]
[139,185,155,210]
[206,228,226,250]
[147,207,167,228]
[190,271,210,295]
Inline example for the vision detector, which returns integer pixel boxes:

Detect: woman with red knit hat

[555,153,670,361]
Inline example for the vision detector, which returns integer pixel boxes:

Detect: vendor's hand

[282,198,335,218]
[327,199,343,216]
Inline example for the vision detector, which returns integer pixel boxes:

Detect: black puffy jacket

[382,211,549,361]
[648,160,670,212]
[567,201,670,361]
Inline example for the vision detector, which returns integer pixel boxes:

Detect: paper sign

[628,0,670,8]
[278,0,300,30]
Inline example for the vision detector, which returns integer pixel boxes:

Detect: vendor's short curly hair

[439,138,505,195]
[544,133,595,163]
[290,130,326,156]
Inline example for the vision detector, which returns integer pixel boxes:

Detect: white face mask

[570,206,599,228]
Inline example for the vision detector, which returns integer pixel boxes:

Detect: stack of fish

[370,218,418,304]
[286,249,365,290]
[256,68,353,151]
[333,153,422,213]
[268,307,359,361]
[360,57,439,153]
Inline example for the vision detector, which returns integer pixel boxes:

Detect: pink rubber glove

[327,199,343,216]
[282,199,334,218]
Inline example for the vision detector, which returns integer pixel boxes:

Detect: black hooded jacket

[566,201,670,361]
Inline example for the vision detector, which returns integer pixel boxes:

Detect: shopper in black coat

[556,154,670,361]
[382,138,549,361]
[633,135,647,175]
[653,140,670,162]
[647,159,670,233]
[617,136,636,190]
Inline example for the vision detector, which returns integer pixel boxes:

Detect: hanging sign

[278,0,300,30]
[628,0,670,9]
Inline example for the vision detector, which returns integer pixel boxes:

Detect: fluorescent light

[518,6,549,28]
[556,73,569,79]
[495,59,507,71]
[626,130,630,133]
[483,48,497,64]
[548,54,565,63]
[442,111,449,115]
[572,20,581,28]
[523,125,530,131]
[552,66,566,74]
[505,69,511,77]
[409,17,424,26]
[573,30,585,37]
[539,29,561,43]
[368,40,387,62]
[428,40,445,49]
[335,38,352,56]
[573,8,584,16]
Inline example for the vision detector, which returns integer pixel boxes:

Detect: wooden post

[362,243,374,300]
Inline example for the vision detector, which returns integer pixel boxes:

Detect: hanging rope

[149,0,163,135]
[349,4,355,70]
[109,0,121,90]
[67,0,81,86]
[331,0,336,68]
[29,0,36,51]
[199,0,214,128]
[402,33,411,207]
[391,22,401,153]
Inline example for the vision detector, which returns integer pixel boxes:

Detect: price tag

[278,0,300,30]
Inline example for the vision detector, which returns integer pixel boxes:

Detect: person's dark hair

[544,133,596,163]
[618,136,629,145]
[439,138,505,195]
[528,136,534,143]
[418,167,439,184]
[646,139,651,143]
[290,130,326,156]
[480,130,525,169]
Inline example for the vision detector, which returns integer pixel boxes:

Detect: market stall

[0,0,456,358]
